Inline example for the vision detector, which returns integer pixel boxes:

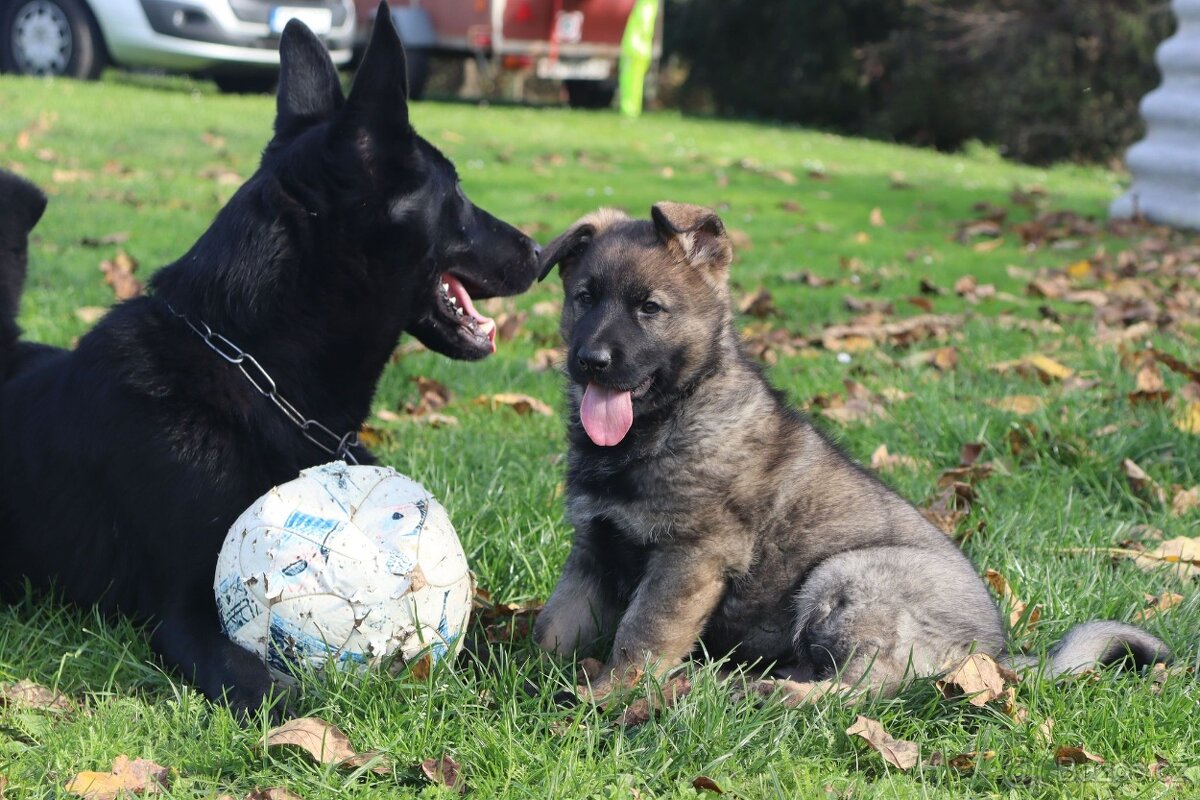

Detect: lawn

[1,73,1198,799]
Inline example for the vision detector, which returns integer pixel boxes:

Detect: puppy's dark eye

[640,300,662,315]
[576,291,594,306]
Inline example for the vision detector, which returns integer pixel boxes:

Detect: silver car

[0,0,354,90]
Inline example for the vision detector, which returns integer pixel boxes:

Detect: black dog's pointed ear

[538,209,628,281]
[651,201,732,273]
[275,19,344,137]
[344,2,410,133]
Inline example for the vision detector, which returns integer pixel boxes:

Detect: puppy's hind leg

[790,546,1005,694]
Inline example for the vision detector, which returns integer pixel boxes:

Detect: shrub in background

[666,0,1174,164]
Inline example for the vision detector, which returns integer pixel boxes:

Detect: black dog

[0,6,539,715]
[0,170,47,378]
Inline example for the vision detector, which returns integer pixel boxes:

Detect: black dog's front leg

[150,583,287,719]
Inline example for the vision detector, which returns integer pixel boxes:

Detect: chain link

[167,304,360,464]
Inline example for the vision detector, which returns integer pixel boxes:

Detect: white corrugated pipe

[1111,0,1200,229]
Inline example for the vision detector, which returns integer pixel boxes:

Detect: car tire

[213,73,279,94]
[565,79,615,110]
[0,0,106,79]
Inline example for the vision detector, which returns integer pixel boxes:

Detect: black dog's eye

[576,290,594,306]
[640,300,662,315]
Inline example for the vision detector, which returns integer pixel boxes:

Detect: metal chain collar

[166,304,360,464]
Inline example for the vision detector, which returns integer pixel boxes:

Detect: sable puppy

[534,202,1168,694]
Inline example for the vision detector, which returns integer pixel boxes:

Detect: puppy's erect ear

[276,20,344,137]
[538,208,628,281]
[651,202,732,273]
[344,2,410,133]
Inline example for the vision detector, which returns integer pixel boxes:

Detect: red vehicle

[355,0,662,107]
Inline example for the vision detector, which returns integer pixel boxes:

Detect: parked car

[0,0,355,91]
[354,0,662,107]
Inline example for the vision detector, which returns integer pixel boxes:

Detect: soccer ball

[214,462,472,677]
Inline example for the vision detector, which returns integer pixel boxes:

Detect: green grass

[2,74,1198,799]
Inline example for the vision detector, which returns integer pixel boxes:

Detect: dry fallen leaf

[474,393,554,417]
[936,653,1019,707]
[870,444,923,472]
[988,395,1044,415]
[1176,402,1200,435]
[1172,486,1200,517]
[1122,458,1167,504]
[738,288,776,319]
[1132,592,1185,623]
[245,788,304,800]
[494,311,528,342]
[990,354,1073,383]
[845,715,919,770]
[984,569,1040,631]
[617,674,693,726]
[869,207,885,227]
[927,750,996,772]
[420,755,465,795]
[263,717,391,775]
[1133,536,1200,580]
[0,680,76,713]
[99,250,142,300]
[692,776,724,794]
[527,348,562,372]
[74,306,107,325]
[1054,745,1105,766]
[65,756,169,799]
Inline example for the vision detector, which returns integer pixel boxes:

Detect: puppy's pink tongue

[580,383,633,446]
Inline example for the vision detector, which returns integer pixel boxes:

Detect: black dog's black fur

[0,170,47,378]
[0,7,539,715]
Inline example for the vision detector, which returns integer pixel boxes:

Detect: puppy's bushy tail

[0,170,47,376]
[1004,621,1169,678]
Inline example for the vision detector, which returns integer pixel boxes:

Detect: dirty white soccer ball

[214,462,472,677]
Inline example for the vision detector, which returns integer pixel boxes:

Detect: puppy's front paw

[574,659,644,703]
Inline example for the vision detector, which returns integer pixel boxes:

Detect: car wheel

[213,73,278,94]
[1,0,106,79]
[565,79,616,110]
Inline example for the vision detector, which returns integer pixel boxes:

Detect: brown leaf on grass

[901,346,957,371]
[927,750,996,772]
[1122,458,1167,504]
[245,789,305,800]
[959,442,985,466]
[617,674,693,726]
[420,755,465,794]
[1176,402,1200,434]
[813,380,896,425]
[406,376,451,416]
[845,715,919,770]
[263,718,391,775]
[1129,361,1171,405]
[1132,592,1185,623]
[1172,486,1200,517]
[984,569,1041,631]
[74,306,107,325]
[474,393,553,417]
[870,445,923,472]
[972,238,1004,253]
[1132,536,1200,580]
[0,774,6,799]
[819,314,961,351]
[99,250,142,300]
[990,354,1074,383]
[937,653,1019,707]
[494,311,528,342]
[922,484,971,537]
[784,270,833,287]
[527,348,563,372]
[692,776,724,794]
[0,680,76,713]
[1054,745,1105,766]
[472,588,543,643]
[738,288,776,319]
[1035,718,1056,747]
[843,296,894,315]
[869,207,885,227]
[65,756,169,798]
[988,395,1044,415]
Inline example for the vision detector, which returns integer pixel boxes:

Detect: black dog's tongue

[580,383,633,446]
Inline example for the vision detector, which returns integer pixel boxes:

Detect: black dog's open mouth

[420,271,497,359]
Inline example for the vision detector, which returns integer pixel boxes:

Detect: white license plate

[554,10,584,44]
[269,6,333,35]
[536,57,611,81]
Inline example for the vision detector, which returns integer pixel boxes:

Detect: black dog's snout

[576,345,612,373]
